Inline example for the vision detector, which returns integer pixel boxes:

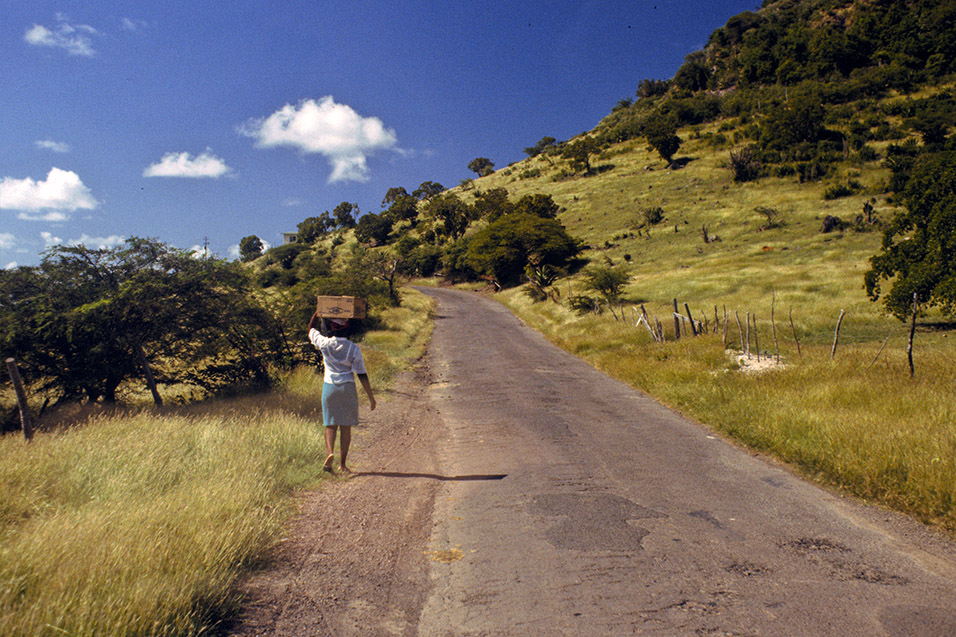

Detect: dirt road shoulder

[225,362,443,636]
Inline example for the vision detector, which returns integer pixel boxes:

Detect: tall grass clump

[0,288,435,636]
[0,410,325,636]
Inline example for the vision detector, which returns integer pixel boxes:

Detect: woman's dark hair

[321,317,363,339]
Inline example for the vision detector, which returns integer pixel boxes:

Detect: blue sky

[1,1,758,267]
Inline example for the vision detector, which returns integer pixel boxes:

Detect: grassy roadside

[497,287,956,534]
[0,289,434,636]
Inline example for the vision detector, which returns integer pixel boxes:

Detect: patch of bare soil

[727,349,787,373]
[223,362,443,637]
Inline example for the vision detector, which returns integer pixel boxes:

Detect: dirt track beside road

[225,362,445,636]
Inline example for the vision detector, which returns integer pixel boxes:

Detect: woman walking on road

[308,311,376,472]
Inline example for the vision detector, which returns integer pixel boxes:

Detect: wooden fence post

[752,313,760,362]
[685,304,698,336]
[672,299,681,341]
[789,307,802,357]
[771,292,779,363]
[5,358,34,441]
[907,293,918,377]
[735,310,743,352]
[831,309,846,359]
[722,306,728,348]
[867,335,892,370]
[745,311,751,359]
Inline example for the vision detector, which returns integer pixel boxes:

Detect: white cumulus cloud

[36,139,71,153]
[0,233,15,250]
[240,96,398,183]
[66,234,126,249]
[143,150,233,178]
[40,232,125,250]
[41,231,62,246]
[1,168,98,219]
[24,17,99,57]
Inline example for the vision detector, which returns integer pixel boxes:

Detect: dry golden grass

[0,289,435,636]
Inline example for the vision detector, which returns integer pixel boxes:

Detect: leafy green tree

[865,150,956,319]
[412,181,445,200]
[353,247,404,306]
[296,213,333,244]
[386,193,420,224]
[513,193,560,219]
[440,238,476,283]
[333,201,358,229]
[381,186,408,207]
[354,212,394,246]
[263,242,308,269]
[465,214,582,288]
[422,193,474,241]
[239,235,264,262]
[760,91,827,150]
[645,113,682,165]
[472,187,513,222]
[562,138,599,174]
[467,157,495,177]
[523,136,557,158]
[673,51,711,92]
[636,78,669,99]
[584,264,630,302]
[0,238,286,404]
[612,98,633,112]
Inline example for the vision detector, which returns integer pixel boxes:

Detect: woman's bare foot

[323,454,335,472]
[338,464,351,474]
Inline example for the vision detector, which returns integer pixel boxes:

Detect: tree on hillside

[760,92,827,150]
[513,193,560,219]
[239,235,264,262]
[523,136,557,158]
[381,186,408,207]
[467,157,495,177]
[264,242,308,269]
[465,214,582,288]
[636,78,669,99]
[644,113,682,165]
[412,181,445,200]
[422,193,474,241]
[296,213,333,244]
[352,247,405,306]
[354,212,394,246]
[472,187,513,222]
[333,201,358,229]
[0,238,286,404]
[865,149,956,320]
[562,137,599,174]
[386,193,420,224]
[673,51,711,92]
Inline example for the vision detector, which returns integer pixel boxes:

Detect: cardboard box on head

[316,295,367,319]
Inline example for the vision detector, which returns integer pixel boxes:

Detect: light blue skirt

[322,381,359,427]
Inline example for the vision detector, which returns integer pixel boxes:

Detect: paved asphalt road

[413,287,956,636]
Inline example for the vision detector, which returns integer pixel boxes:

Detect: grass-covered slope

[470,116,897,338]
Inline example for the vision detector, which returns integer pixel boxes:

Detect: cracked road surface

[230,287,956,636]
[415,288,956,636]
